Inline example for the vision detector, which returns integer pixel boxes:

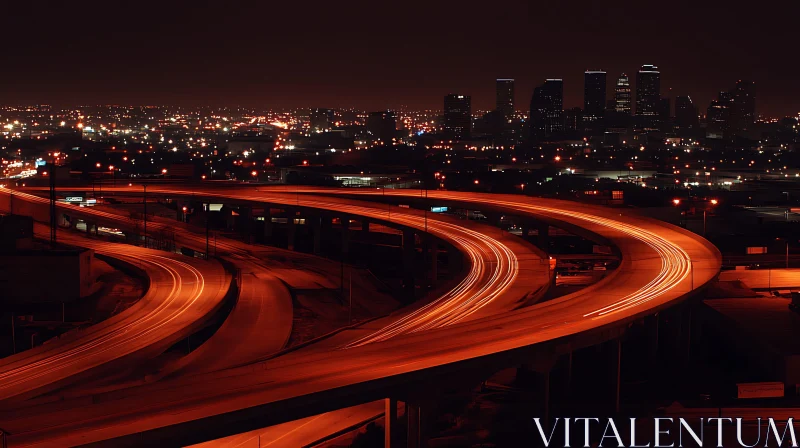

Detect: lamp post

[704,199,718,237]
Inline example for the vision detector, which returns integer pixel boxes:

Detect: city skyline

[2,1,798,117]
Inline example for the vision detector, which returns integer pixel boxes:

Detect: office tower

[614,74,632,114]
[496,79,515,119]
[706,91,732,137]
[635,65,660,117]
[310,108,335,132]
[583,70,607,123]
[443,94,472,140]
[658,97,671,122]
[367,111,397,144]
[729,80,756,134]
[564,107,583,133]
[674,95,699,129]
[529,79,563,141]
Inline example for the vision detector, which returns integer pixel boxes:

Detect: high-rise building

[729,80,756,134]
[564,107,583,133]
[496,79,515,119]
[614,74,632,114]
[529,79,563,141]
[674,95,699,129]
[635,65,660,117]
[583,70,607,123]
[706,91,732,138]
[367,111,396,144]
[310,108,335,132]
[443,94,472,140]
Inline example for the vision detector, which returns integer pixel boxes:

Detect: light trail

[286,188,694,319]
[0,188,229,402]
[116,187,521,346]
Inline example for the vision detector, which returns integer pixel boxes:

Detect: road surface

[0,185,721,447]
[0,222,230,403]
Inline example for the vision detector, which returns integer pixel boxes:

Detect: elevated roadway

[0,222,231,403]
[0,185,719,447]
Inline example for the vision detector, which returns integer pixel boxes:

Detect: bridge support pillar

[406,402,425,448]
[646,313,660,370]
[341,216,350,257]
[537,222,549,252]
[521,222,530,238]
[263,207,273,240]
[517,357,556,425]
[240,207,253,244]
[287,211,297,251]
[610,338,622,414]
[403,229,416,299]
[361,218,370,236]
[312,215,322,255]
[428,235,438,284]
[385,398,399,448]
[361,218,370,263]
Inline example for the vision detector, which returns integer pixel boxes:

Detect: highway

[0,222,231,403]
[0,185,720,447]
[11,185,544,341]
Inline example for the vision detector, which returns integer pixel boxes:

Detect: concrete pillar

[287,212,296,251]
[361,218,371,264]
[521,222,530,239]
[85,222,92,235]
[537,222,550,251]
[406,402,423,448]
[611,338,622,414]
[263,207,273,239]
[312,216,322,255]
[341,216,350,258]
[403,229,416,299]
[679,305,693,368]
[384,398,398,448]
[428,235,438,283]
[447,245,461,277]
[646,314,659,371]
[240,207,253,243]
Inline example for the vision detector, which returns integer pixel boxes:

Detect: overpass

[0,185,720,447]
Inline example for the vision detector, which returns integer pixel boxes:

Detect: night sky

[4,1,798,117]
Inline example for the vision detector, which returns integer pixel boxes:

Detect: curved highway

[0,185,720,447]
[0,222,231,403]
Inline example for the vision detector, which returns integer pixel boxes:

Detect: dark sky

[4,1,799,117]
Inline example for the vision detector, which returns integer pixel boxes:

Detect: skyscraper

[443,94,472,140]
[496,79,515,119]
[583,70,607,123]
[706,91,732,138]
[674,95,699,129]
[729,80,756,134]
[614,74,632,114]
[529,79,563,141]
[635,65,661,117]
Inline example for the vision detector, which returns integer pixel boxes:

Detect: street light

[704,199,718,236]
